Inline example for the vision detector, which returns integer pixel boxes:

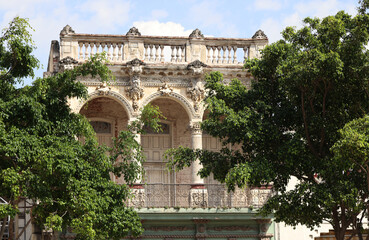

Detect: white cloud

[254,0,283,11]
[132,20,192,36]
[151,9,168,19]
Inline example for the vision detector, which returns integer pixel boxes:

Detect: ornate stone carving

[189,28,204,39]
[189,121,202,135]
[126,76,144,111]
[127,58,145,75]
[126,58,145,111]
[252,29,267,39]
[187,60,207,75]
[190,188,207,207]
[59,56,78,70]
[158,83,173,96]
[96,82,111,95]
[60,56,78,65]
[187,86,205,111]
[60,25,75,36]
[126,27,141,36]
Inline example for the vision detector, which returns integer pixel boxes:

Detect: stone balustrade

[128,184,272,209]
[58,25,268,65]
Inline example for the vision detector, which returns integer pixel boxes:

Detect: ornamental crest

[60,25,75,36]
[126,27,141,36]
[252,29,267,39]
[189,28,204,39]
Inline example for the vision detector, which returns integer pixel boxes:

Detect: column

[128,118,145,208]
[190,121,203,185]
[189,121,208,207]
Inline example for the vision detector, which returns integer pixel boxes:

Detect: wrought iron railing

[128,184,272,208]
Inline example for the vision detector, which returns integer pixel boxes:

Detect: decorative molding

[252,30,267,39]
[126,27,141,36]
[60,25,75,36]
[189,28,204,39]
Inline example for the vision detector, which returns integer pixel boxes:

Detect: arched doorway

[142,98,191,184]
[80,96,129,147]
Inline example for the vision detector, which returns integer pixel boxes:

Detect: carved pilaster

[126,58,145,111]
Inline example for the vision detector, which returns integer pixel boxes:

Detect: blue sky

[0,0,359,85]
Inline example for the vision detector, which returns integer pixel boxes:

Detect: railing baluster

[233,46,237,64]
[79,42,83,61]
[160,45,165,62]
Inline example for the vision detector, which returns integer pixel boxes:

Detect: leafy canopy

[0,17,161,240]
[166,5,369,240]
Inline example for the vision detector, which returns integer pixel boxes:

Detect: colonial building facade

[44,25,274,240]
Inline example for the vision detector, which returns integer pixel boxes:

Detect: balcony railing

[58,26,268,66]
[128,184,272,209]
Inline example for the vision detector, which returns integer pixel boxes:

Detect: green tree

[0,17,160,240]
[166,4,369,240]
